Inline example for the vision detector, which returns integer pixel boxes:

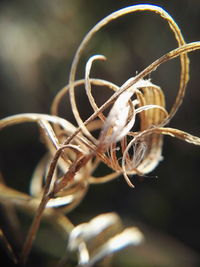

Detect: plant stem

[19,146,69,265]
[19,195,50,265]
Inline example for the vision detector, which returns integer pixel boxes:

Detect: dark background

[0,0,200,266]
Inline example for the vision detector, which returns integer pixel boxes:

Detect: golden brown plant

[0,4,200,266]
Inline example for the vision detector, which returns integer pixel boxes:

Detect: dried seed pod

[0,4,200,266]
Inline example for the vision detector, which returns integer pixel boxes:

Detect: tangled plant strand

[0,4,200,266]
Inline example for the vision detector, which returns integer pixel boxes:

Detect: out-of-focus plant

[0,4,200,266]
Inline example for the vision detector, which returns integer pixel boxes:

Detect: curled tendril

[0,4,200,266]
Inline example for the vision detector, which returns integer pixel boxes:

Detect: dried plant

[0,4,200,266]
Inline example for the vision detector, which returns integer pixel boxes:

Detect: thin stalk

[19,145,71,265]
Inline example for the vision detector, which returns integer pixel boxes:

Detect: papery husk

[0,4,200,266]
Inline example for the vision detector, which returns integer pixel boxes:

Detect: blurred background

[0,0,200,266]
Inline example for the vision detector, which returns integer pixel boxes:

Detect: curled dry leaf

[66,213,143,267]
[0,3,200,266]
